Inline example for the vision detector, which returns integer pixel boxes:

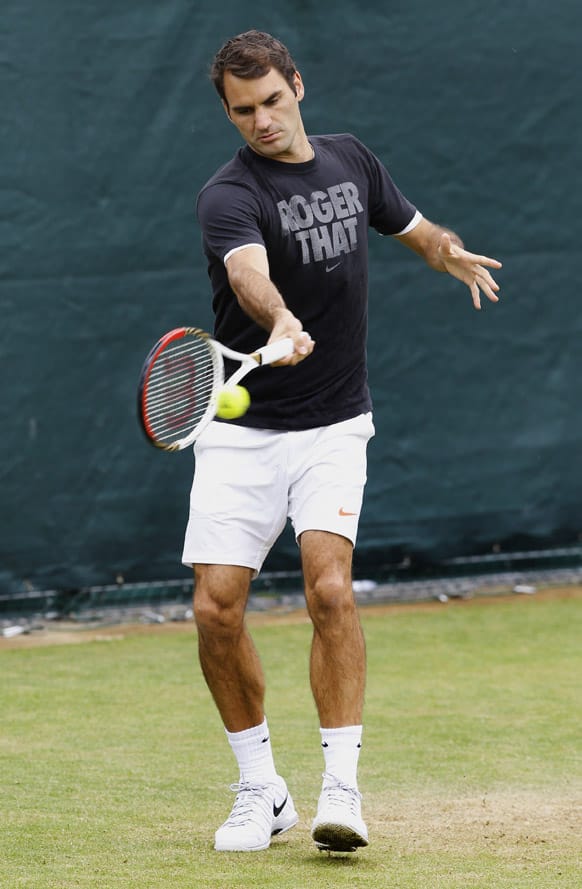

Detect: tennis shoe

[311,773,369,852]
[214,776,298,852]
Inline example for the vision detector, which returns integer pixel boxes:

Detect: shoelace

[321,772,362,814]
[224,782,272,827]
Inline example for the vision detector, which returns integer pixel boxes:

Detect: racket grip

[255,337,295,365]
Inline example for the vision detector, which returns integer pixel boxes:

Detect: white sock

[225,718,278,784]
[320,725,363,789]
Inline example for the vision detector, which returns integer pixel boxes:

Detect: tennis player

[182,30,501,853]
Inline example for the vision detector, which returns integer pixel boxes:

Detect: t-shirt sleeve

[196,181,265,264]
[355,139,420,236]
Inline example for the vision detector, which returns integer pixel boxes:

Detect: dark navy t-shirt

[196,133,419,430]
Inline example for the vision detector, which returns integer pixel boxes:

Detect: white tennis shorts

[182,412,375,576]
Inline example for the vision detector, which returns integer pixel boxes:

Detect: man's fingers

[274,331,315,365]
[476,266,501,301]
[477,265,500,286]
[476,254,502,269]
[440,232,452,253]
[294,330,314,356]
[470,282,482,311]
[441,242,502,308]
[480,283,500,303]
[467,269,500,308]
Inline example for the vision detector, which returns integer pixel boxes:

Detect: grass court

[1,588,581,888]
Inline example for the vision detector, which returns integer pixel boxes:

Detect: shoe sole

[312,822,368,853]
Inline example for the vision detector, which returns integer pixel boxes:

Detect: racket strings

[142,337,218,445]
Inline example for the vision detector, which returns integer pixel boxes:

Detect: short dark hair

[210,30,298,104]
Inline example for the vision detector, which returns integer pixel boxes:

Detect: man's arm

[395,217,502,310]
[225,245,314,364]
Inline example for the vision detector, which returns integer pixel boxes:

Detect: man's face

[222,67,306,162]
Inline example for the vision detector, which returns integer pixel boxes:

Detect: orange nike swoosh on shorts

[338,507,358,516]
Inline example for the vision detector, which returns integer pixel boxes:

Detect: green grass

[1,593,581,888]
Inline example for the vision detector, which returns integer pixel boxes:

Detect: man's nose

[254,107,272,131]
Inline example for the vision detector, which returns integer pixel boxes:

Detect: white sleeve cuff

[396,210,423,236]
[224,243,267,264]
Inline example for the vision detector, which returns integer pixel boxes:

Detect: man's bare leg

[193,563,298,851]
[193,563,263,731]
[300,531,366,726]
[300,530,369,851]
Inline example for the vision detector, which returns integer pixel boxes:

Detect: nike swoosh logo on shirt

[325,262,341,272]
[273,794,288,818]
[338,507,358,516]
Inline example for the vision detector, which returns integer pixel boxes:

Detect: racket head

[138,327,223,451]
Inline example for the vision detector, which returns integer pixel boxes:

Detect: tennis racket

[137,327,294,452]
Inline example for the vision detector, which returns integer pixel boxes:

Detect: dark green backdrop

[2,1,581,594]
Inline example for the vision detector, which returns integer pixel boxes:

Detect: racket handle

[254,337,295,365]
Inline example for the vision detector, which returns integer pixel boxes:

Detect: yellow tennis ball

[215,385,251,420]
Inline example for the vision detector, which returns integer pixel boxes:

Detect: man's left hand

[438,232,502,310]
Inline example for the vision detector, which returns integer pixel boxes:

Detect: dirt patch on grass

[369,790,582,855]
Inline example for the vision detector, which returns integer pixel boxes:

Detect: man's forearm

[397,218,465,272]
[228,265,297,332]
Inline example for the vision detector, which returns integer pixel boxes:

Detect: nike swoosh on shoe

[273,794,288,818]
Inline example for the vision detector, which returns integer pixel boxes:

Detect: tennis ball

[216,385,251,420]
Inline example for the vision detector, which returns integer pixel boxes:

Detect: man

[182,30,501,853]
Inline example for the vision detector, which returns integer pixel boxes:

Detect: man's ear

[293,71,305,102]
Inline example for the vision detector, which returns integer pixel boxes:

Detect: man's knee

[193,566,250,636]
[306,571,356,626]
[194,593,236,636]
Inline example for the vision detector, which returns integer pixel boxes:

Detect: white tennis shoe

[214,776,298,852]
[311,773,369,852]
